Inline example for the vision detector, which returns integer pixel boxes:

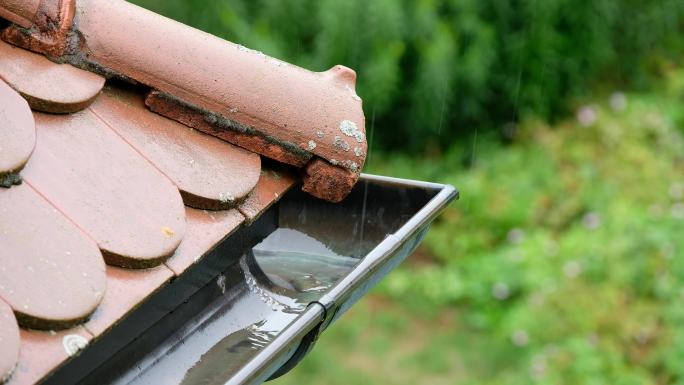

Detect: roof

[0,1,367,384]
[2,0,367,202]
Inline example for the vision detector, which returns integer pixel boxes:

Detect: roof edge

[0,0,367,202]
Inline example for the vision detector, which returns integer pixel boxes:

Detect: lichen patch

[63,334,88,357]
[219,192,235,204]
[342,160,360,172]
[333,136,350,152]
[339,120,365,143]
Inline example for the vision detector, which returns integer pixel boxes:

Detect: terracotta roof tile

[0,0,75,58]
[0,0,367,381]
[165,208,244,276]
[0,0,38,28]
[91,86,261,210]
[239,166,298,223]
[0,40,105,113]
[145,90,311,168]
[84,265,173,337]
[2,0,367,202]
[8,327,92,385]
[0,300,19,384]
[0,183,105,330]
[22,110,187,268]
[0,78,34,185]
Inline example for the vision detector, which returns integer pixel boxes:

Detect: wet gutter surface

[43,174,457,385]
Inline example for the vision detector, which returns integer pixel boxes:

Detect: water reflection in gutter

[174,228,361,385]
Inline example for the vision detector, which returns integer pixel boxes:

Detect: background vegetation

[132,0,684,383]
[137,0,684,152]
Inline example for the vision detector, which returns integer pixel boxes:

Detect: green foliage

[132,0,684,151]
[272,79,684,384]
[126,2,684,383]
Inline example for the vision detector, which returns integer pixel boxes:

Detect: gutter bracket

[266,300,337,381]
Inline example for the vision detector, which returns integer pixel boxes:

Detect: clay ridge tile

[0,0,367,202]
[0,0,75,58]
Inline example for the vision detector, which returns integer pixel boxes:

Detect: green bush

[133,0,684,152]
[273,82,684,385]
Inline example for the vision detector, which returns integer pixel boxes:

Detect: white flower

[671,202,684,219]
[609,92,627,112]
[563,260,582,279]
[492,282,510,300]
[582,212,601,230]
[511,329,529,347]
[507,228,525,244]
[577,106,597,127]
[669,182,684,200]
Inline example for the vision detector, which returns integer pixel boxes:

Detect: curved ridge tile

[0,79,34,183]
[0,299,19,384]
[79,0,365,201]
[0,40,105,114]
[22,110,187,268]
[0,184,106,330]
[90,86,261,210]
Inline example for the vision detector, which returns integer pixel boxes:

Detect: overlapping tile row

[0,0,367,202]
[90,86,262,211]
[0,40,105,113]
[0,35,296,384]
[0,300,19,384]
[0,77,33,187]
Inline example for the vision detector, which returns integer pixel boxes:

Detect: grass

[272,76,684,384]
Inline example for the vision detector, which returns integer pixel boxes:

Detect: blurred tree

[132,0,684,152]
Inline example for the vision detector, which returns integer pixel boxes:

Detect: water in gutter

[81,175,456,385]
[253,228,361,299]
[118,228,361,385]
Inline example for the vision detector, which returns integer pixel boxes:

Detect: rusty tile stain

[4,327,92,385]
[0,79,34,180]
[21,110,187,268]
[0,40,105,113]
[91,86,261,210]
[164,207,244,275]
[0,184,106,330]
[84,265,173,337]
[0,300,19,384]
